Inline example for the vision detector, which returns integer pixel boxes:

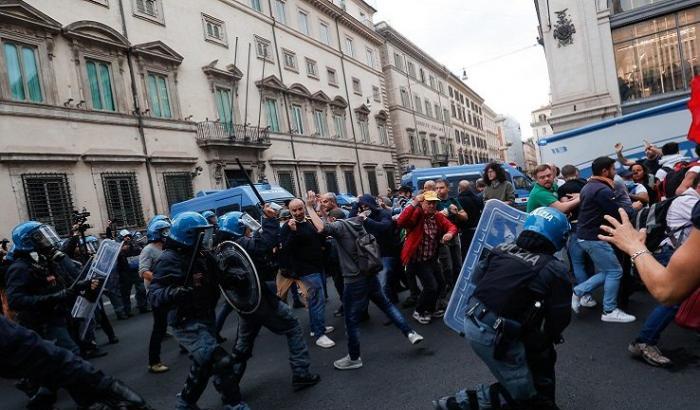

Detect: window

[22,174,73,236]
[378,123,388,145]
[3,42,42,102]
[366,169,379,196]
[277,171,296,195]
[202,14,226,45]
[443,108,450,123]
[366,48,375,68]
[421,133,428,153]
[408,130,417,153]
[431,139,438,155]
[352,77,361,95]
[85,59,115,111]
[419,68,425,83]
[327,67,337,85]
[265,98,280,132]
[429,75,435,89]
[386,169,396,189]
[394,53,404,71]
[291,104,304,134]
[319,21,331,45]
[305,58,318,78]
[251,0,262,12]
[455,129,460,143]
[333,113,346,138]
[163,172,194,208]
[215,87,233,131]
[102,173,144,228]
[313,109,328,137]
[438,81,444,93]
[325,171,339,193]
[345,37,354,57]
[358,117,370,142]
[434,104,441,120]
[297,9,310,35]
[255,36,272,60]
[407,60,416,78]
[611,0,669,14]
[424,99,432,117]
[274,0,287,24]
[344,170,357,195]
[283,49,297,71]
[146,72,172,118]
[133,0,163,23]
[303,171,319,193]
[414,95,422,114]
[613,7,699,103]
[400,87,410,107]
[372,86,381,102]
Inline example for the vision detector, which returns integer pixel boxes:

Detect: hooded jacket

[396,204,457,266]
[355,194,399,257]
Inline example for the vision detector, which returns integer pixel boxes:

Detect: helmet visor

[85,241,98,255]
[200,226,214,250]
[240,213,262,233]
[30,225,62,252]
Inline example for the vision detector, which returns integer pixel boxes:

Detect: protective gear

[169,212,213,248]
[11,222,61,253]
[216,241,261,314]
[202,210,217,221]
[177,362,211,408]
[218,212,245,238]
[211,346,242,406]
[169,286,194,304]
[522,207,570,252]
[148,214,171,226]
[147,220,171,242]
[95,378,149,409]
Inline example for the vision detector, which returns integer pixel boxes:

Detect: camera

[72,209,92,233]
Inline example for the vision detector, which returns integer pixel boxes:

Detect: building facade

[447,73,492,166]
[0,0,398,236]
[529,104,552,163]
[483,104,503,162]
[522,138,539,172]
[496,115,525,167]
[535,0,700,132]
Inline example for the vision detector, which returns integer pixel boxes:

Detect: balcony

[431,153,449,167]
[195,121,271,149]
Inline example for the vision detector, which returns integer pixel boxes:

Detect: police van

[400,163,534,210]
[170,183,295,219]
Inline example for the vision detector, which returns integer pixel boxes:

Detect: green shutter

[215,88,233,130]
[22,46,42,102]
[86,61,103,110]
[4,43,25,101]
[99,63,115,111]
[156,75,171,118]
[147,74,161,117]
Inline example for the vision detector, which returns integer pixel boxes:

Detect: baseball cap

[423,191,440,201]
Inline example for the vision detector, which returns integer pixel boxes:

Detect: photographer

[116,230,148,316]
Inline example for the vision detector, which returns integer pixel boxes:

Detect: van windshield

[512,175,533,191]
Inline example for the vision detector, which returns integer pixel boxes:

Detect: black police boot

[176,364,210,410]
[292,373,321,391]
[97,379,149,409]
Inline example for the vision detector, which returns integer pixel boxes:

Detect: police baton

[235,158,265,207]
[183,231,205,287]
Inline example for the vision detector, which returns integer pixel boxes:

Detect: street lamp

[461,68,468,81]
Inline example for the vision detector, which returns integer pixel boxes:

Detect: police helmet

[169,212,213,247]
[522,207,570,251]
[217,212,245,238]
[147,220,171,242]
[11,221,61,253]
[117,229,133,241]
[148,214,171,226]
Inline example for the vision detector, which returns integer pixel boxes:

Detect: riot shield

[443,200,528,335]
[71,239,122,340]
[217,241,262,314]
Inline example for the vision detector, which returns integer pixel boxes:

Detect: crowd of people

[0,139,699,409]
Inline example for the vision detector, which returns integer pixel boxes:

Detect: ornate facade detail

[553,9,576,47]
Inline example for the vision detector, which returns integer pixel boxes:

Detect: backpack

[633,196,690,251]
[340,220,383,276]
[660,161,699,199]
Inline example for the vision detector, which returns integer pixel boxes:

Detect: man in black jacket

[457,180,484,259]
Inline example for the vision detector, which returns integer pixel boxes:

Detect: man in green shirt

[527,165,581,213]
[435,179,468,307]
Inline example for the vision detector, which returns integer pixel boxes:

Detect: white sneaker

[412,311,431,325]
[310,326,335,337]
[571,294,581,314]
[407,331,424,345]
[315,335,336,348]
[333,354,363,370]
[580,294,597,308]
[601,308,636,323]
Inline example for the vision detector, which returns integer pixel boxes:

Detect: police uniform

[435,207,572,410]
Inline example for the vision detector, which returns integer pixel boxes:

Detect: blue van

[170,183,295,219]
[400,163,534,210]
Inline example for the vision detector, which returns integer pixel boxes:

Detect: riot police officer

[149,212,247,410]
[214,208,320,392]
[434,207,573,410]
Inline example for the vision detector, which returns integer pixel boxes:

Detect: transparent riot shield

[71,239,122,340]
[443,200,528,335]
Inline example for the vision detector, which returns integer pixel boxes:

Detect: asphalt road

[1,289,699,410]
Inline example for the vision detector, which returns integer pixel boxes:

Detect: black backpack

[633,196,689,251]
[660,161,699,199]
[339,220,383,276]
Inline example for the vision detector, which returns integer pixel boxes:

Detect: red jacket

[396,204,457,266]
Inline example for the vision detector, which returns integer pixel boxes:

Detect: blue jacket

[576,178,634,241]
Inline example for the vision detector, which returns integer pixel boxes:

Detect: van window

[445,175,479,197]
[216,204,240,215]
[243,205,260,220]
[512,175,533,191]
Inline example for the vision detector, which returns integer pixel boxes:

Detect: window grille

[22,173,74,236]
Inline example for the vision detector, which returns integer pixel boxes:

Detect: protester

[457,180,484,259]
[435,179,468,296]
[319,192,347,316]
[475,178,487,201]
[615,142,662,177]
[116,230,148,316]
[280,199,336,349]
[618,167,650,205]
[572,157,636,323]
[483,162,515,204]
[397,191,458,324]
[655,142,690,183]
[392,185,413,215]
[630,163,657,204]
[422,180,436,192]
[527,164,581,213]
[305,191,424,370]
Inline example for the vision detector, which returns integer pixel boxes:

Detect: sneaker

[333,355,363,370]
[315,335,336,349]
[310,326,335,337]
[580,294,597,308]
[292,373,321,391]
[407,331,424,345]
[333,306,344,317]
[148,363,169,373]
[433,396,459,410]
[571,294,581,314]
[601,308,636,323]
[628,342,672,367]
[412,311,431,325]
[432,309,445,318]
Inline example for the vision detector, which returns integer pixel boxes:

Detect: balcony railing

[196,121,270,146]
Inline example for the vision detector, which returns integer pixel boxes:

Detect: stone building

[0,0,397,236]
[522,138,539,172]
[530,104,552,163]
[483,104,504,162]
[446,73,492,165]
[496,115,525,168]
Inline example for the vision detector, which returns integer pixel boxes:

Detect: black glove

[220,268,250,289]
[72,278,93,293]
[169,286,193,304]
[36,289,73,307]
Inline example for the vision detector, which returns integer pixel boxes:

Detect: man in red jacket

[397,190,457,324]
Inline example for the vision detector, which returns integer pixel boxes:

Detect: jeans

[408,259,444,315]
[300,273,327,338]
[438,238,462,291]
[343,275,413,360]
[567,232,588,285]
[378,256,400,304]
[119,269,147,313]
[234,299,311,378]
[574,240,623,312]
[104,273,125,316]
[149,305,169,365]
[636,246,677,346]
